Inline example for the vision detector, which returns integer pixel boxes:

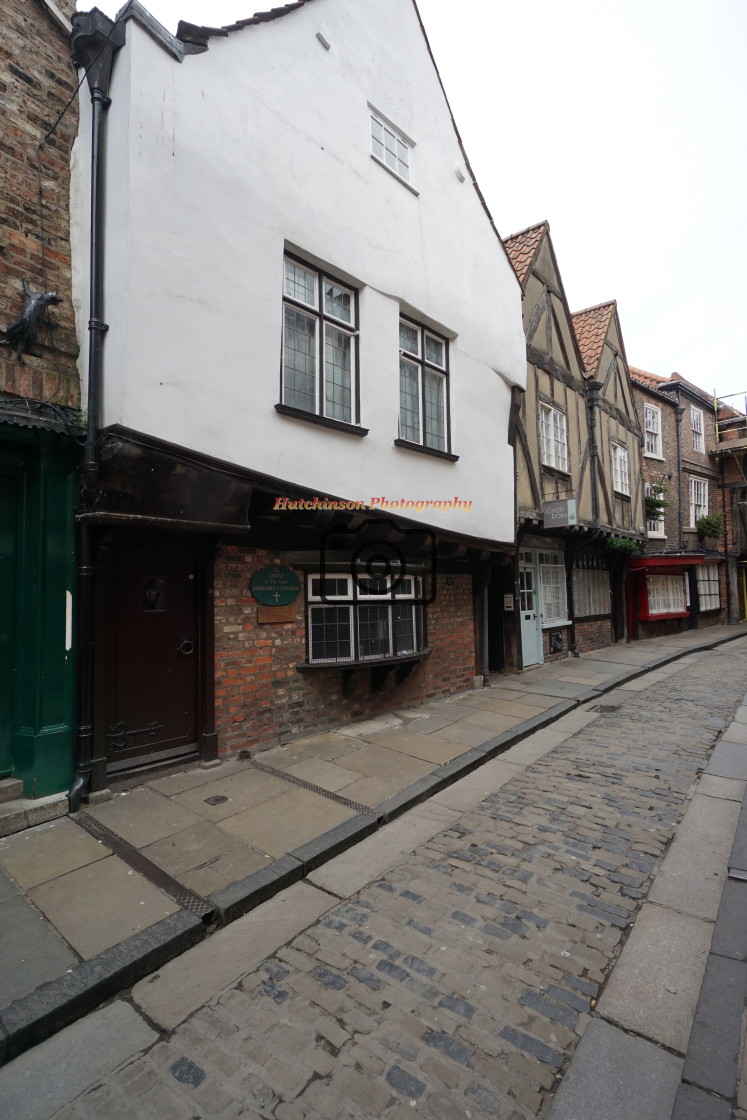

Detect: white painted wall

[71,0,525,542]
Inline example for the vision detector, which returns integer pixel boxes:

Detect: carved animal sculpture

[0,279,62,363]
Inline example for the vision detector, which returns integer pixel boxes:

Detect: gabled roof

[570,302,615,377]
[502,222,548,288]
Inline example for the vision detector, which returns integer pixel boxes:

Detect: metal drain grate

[73,811,216,920]
[589,704,621,714]
[246,758,378,817]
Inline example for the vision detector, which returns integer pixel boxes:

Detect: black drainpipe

[68,12,125,812]
[674,398,685,551]
[586,380,602,528]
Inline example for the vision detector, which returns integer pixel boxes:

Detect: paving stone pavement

[9,643,747,1120]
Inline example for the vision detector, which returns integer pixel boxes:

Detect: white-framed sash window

[539,404,568,472]
[689,477,708,526]
[644,405,662,457]
[611,442,630,495]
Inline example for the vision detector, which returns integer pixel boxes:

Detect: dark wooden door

[98,533,200,770]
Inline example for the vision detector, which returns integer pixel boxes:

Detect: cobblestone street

[12,642,747,1120]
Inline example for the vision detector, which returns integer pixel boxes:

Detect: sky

[86,0,747,405]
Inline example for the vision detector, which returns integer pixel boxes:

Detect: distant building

[629,368,730,636]
[503,221,645,668]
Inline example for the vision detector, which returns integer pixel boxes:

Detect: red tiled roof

[570,302,614,377]
[628,366,670,391]
[502,222,548,287]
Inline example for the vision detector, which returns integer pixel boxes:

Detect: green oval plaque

[250,565,301,606]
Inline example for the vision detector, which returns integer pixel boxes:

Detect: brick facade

[1,0,79,407]
[575,615,615,652]
[213,547,477,755]
[631,372,729,629]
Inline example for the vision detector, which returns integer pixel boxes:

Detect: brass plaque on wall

[257,605,297,624]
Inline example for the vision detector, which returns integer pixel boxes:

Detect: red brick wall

[575,616,614,652]
[638,617,685,640]
[213,546,476,756]
[1,0,79,406]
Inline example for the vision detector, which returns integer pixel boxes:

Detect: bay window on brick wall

[696,563,720,611]
[281,255,359,425]
[689,477,708,526]
[306,573,427,664]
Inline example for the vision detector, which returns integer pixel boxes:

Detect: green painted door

[0,468,20,777]
[0,430,76,796]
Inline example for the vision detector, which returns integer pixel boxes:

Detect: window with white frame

[306,573,426,664]
[611,442,630,495]
[647,574,687,615]
[696,563,720,611]
[398,317,449,452]
[644,405,662,457]
[281,255,358,424]
[539,404,568,472]
[689,477,708,526]
[691,406,704,452]
[538,551,568,625]
[645,482,666,537]
[370,111,411,183]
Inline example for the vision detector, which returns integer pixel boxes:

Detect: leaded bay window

[689,477,708,526]
[644,405,662,457]
[307,573,426,665]
[282,256,358,423]
[539,404,568,472]
[696,563,720,611]
[398,317,449,452]
[611,442,630,495]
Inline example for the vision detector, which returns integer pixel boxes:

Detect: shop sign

[543,498,577,528]
[250,565,301,606]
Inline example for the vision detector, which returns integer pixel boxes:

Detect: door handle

[179,637,195,655]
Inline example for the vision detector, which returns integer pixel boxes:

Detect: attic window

[370,110,412,184]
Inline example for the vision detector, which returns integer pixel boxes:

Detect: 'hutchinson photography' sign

[250,566,301,606]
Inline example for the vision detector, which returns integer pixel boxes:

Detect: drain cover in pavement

[204,794,229,806]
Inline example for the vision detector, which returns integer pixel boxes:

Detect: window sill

[370,154,420,195]
[541,620,571,629]
[276,403,368,437]
[647,532,667,539]
[541,463,571,478]
[644,453,665,461]
[297,645,432,694]
[614,490,631,500]
[394,439,459,463]
[640,610,689,621]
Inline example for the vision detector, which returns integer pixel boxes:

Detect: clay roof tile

[570,302,615,377]
[502,221,548,287]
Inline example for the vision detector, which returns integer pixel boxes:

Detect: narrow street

[4,640,747,1119]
